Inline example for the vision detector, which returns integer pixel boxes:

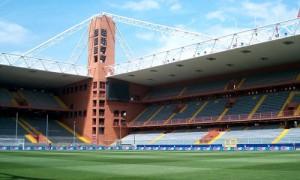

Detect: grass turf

[0,151,300,180]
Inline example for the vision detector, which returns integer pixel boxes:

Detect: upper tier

[0,88,68,111]
[143,69,299,102]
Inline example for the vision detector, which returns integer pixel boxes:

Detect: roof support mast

[102,12,210,39]
[23,13,102,56]
[20,12,212,68]
[24,12,210,57]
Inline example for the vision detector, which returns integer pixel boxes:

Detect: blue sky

[0,0,299,65]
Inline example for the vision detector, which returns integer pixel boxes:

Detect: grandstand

[0,13,300,148]
[0,64,90,145]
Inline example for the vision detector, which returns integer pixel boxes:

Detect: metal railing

[107,18,300,76]
[0,136,88,146]
[128,111,299,127]
[121,137,300,145]
[0,53,89,77]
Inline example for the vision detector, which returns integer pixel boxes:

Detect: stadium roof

[108,18,300,86]
[108,34,300,86]
[0,65,91,88]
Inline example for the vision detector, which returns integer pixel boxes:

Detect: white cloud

[206,10,226,22]
[162,0,182,12]
[243,1,298,25]
[136,32,155,41]
[221,1,298,26]
[157,35,195,51]
[205,24,245,37]
[120,0,160,11]
[170,2,182,11]
[204,1,298,33]
[112,0,183,13]
[0,20,29,44]
[154,24,206,52]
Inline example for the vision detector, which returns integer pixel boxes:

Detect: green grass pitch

[0,151,300,180]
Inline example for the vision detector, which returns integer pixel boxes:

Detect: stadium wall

[59,79,92,140]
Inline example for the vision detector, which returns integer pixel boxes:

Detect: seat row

[0,117,82,144]
[132,91,299,125]
[0,88,68,110]
[121,126,300,145]
[144,69,299,101]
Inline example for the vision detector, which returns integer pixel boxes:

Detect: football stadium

[1,1,300,179]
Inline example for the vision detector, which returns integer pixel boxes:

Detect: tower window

[94,37,98,46]
[94,29,99,37]
[94,56,98,63]
[100,46,106,54]
[99,81,106,89]
[99,127,104,134]
[92,127,96,134]
[100,55,106,63]
[101,29,107,37]
[93,82,97,89]
[101,37,107,46]
[94,47,98,54]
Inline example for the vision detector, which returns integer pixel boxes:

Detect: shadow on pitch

[0,172,53,180]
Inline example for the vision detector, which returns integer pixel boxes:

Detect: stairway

[248,95,267,119]
[56,121,91,144]
[199,130,220,144]
[189,101,208,122]
[278,92,295,117]
[20,118,51,144]
[53,95,68,110]
[272,129,290,144]
[144,106,164,125]
[12,91,29,107]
